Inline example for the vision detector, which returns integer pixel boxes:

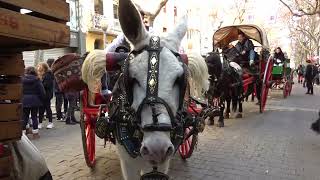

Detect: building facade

[82,0,121,51]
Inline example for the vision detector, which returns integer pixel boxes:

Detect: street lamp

[100,18,109,49]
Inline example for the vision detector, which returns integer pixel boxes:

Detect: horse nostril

[166,146,174,157]
[141,146,149,156]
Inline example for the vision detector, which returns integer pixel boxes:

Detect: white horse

[116,1,209,177]
[81,0,209,179]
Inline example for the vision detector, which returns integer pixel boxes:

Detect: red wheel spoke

[178,126,196,159]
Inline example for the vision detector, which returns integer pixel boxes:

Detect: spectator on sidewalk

[22,67,46,139]
[297,64,304,84]
[305,59,316,95]
[54,78,68,121]
[64,92,79,125]
[37,62,54,129]
[46,59,54,68]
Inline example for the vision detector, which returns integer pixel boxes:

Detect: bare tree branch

[279,0,296,15]
[232,0,247,24]
[278,0,320,17]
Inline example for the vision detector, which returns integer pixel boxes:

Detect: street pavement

[31,82,320,180]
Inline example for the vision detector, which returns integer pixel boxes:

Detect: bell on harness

[95,105,116,144]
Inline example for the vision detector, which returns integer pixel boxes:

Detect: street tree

[232,0,249,24]
[279,0,320,17]
[289,15,320,57]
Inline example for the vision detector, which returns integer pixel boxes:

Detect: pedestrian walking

[305,59,315,95]
[297,64,304,84]
[64,92,79,125]
[37,62,54,129]
[22,67,46,139]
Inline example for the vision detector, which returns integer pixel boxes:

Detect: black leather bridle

[111,36,187,157]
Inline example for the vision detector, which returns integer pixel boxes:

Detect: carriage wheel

[260,57,273,113]
[80,93,96,168]
[178,127,198,159]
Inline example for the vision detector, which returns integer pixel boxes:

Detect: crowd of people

[22,59,79,139]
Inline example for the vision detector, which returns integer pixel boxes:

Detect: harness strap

[146,36,161,99]
[136,96,175,129]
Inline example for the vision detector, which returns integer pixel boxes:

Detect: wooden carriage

[0,1,70,179]
[213,24,272,113]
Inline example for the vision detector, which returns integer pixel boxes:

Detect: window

[68,0,78,31]
[163,27,167,32]
[248,15,254,22]
[270,16,275,21]
[94,39,103,49]
[94,0,103,14]
[174,6,177,16]
[113,4,119,19]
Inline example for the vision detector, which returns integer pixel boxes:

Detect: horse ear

[164,15,188,52]
[118,0,148,49]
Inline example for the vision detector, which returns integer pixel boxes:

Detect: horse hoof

[217,121,224,127]
[235,113,243,118]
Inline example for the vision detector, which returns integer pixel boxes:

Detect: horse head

[206,53,223,97]
[118,0,187,165]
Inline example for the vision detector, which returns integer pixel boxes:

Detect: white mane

[81,50,107,93]
[187,52,210,98]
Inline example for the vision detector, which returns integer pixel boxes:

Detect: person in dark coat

[64,92,78,125]
[48,58,68,120]
[273,47,286,64]
[22,67,46,138]
[235,32,256,66]
[54,77,68,121]
[37,62,54,129]
[305,59,315,95]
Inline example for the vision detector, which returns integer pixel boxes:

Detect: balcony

[89,13,121,35]
[91,13,108,30]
